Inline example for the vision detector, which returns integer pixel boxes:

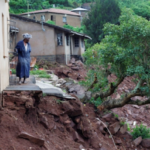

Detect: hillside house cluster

[20,8,82,27]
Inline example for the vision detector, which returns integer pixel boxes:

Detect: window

[33,16,36,20]
[81,39,84,48]
[2,14,5,57]
[66,35,70,46]
[63,17,67,23]
[41,15,45,21]
[74,37,79,47]
[51,15,53,21]
[57,33,63,46]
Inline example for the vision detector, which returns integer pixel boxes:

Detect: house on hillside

[0,0,10,94]
[20,8,82,27]
[71,7,88,19]
[10,14,91,64]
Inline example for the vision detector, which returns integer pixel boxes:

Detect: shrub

[89,97,103,107]
[131,124,150,139]
[46,20,56,25]
[11,69,16,74]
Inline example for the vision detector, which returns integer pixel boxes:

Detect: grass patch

[30,70,51,78]
[131,124,150,139]
[11,69,16,74]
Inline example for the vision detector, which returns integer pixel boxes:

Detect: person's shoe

[22,80,26,84]
[19,81,22,85]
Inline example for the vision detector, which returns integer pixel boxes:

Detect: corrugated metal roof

[20,8,81,16]
[71,7,88,12]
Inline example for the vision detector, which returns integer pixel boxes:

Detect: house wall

[0,0,9,92]
[71,11,88,18]
[21,12,81,27]
[10,17,56,62]
[10,16,86,64]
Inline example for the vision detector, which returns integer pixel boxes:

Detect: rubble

[141,139,150,148]
[133,137,142,146]
[18,132,45,146]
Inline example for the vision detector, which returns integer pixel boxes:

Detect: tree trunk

[97,79,144,111]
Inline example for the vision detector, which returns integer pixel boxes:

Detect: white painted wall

[0,0,9,92]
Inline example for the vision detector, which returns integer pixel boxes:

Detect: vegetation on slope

[83,9,150,110]
[83,0,121,46]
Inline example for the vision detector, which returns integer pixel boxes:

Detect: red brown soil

[36,59,87,81]
[107,74,150,129]
[1,90,147,150]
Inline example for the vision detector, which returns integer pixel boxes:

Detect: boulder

[77,116,93,138]
[133,136,142,146]
[68,84,86,100]
[102,113,114,122]
[61,99,83,117]
[109,122,121,135]
[119,124,127,134]
[89,132,101,149]
[18,132,44,146]
[141,139,150,148]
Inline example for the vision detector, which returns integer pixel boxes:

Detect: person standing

[15,33,32,85]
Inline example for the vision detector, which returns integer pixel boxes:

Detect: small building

[10,14,91,64]
[71,7,88,19]
[0,0,10,93]
[20,8,82,27]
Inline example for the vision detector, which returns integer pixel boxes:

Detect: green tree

[83,9,150,110]
[82,0,121,46]
[118,0,150,20]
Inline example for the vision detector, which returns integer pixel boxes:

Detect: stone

[132,105,140,109]
[49,74,59,81]
[109,122,121,135]
[70,58,76,64]
[61,99,83,117]
[68,84,86,100]
[76,60,84,68]
[141,139,150,148]
[74,117,81,123]
[133,137,142,146]
[39,115,49,129]
[18,132,44,146]
[71,66,80,70]
[119,124,127,134]
[115,138,122,145]
[79,145,85,150]
[90,132,101,149]
[102,113,113,122]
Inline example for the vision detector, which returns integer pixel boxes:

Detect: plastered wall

[22,12,81,27]
[0,0,9,92]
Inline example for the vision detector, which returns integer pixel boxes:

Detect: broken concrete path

[36,80,75,99]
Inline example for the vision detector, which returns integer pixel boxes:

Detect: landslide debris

[1,90,148,150]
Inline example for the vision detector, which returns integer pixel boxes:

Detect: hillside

[9,0,93,14]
